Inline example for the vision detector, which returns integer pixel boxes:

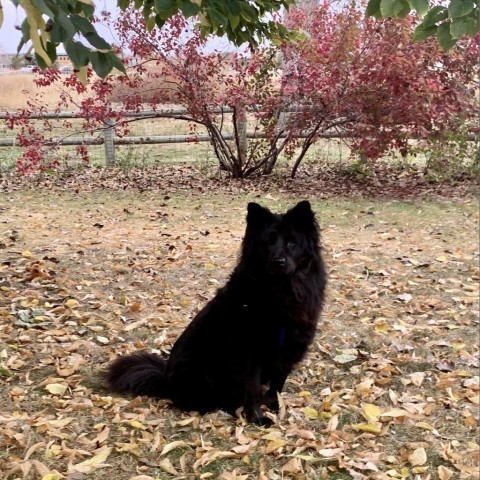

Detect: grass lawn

[0,188,478,480]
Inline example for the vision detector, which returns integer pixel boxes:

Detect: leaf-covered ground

[0,171,478,480]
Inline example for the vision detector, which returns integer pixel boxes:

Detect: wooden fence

[0,108,347,167]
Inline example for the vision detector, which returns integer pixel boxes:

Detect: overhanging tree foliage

[0,0,295,79]
[0,0,478,80]
[366,0,479,50]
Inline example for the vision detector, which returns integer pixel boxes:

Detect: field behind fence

[0,109,352,172]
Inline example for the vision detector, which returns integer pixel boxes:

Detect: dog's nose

[274,257,286,267]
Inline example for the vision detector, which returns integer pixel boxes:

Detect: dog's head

[241,201,320,276]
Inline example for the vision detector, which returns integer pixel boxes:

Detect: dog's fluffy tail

[105,352,170,398]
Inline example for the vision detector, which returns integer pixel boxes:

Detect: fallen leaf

[265,438,285,454]
[333,353,358,364]
[351,422,382,434]
[302,407,319,419]
[408,447,427,466]
[362,403,381,422]
[71,447,112,473]
[158,458,178,475]
[397,293,413,303]
[409,372,425,386]
[160,440,191,455]
[44,383,68,396]
[437,465,454,480]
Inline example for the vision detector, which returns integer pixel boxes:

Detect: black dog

[106,201,326,425]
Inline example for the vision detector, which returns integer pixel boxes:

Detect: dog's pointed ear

[247,203,275,227]
[285,201,318,235]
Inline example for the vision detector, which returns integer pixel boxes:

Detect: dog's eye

[287,241,296,249]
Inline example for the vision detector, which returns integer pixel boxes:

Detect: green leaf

[229,14,240,30]
[450,14,478,38]
[90,50,112,78]
[49,20,67,43]
[57,11,76,38]
[118,0,129,10]
[366,0,382,18]
[45,40,57,63]
[155,0,178,20]
[239,2,255,21]
[109,52,127,74]
[79,2,95,17]
[397,0,411,18]
[70,14,95,34]
[422,6,449,27]
[380,0,410,17]
[226,1,241,16]
[155,15,166,29]
[35,51,49,69]
[17,18,30,53]
[64,39,90,67]
[155,0,176,13]
[448,0,475,18]
[85,32,111,50]
[413,24,437,40]
[0,367,14,378]
[30,0,55,19]
[437,21,456,50]
[146,14,156,30]
[180,0,200,17]
[408,0,429,16]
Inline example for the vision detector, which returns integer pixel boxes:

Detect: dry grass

[0,73,89,110]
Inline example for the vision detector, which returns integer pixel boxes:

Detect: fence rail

[1,109,476,167]
[0,108,351,167]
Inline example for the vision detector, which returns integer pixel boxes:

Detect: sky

[0,0,238,55]
[0,0,121,54]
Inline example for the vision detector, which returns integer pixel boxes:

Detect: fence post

[235,104,248,170]
[103,118,116,167]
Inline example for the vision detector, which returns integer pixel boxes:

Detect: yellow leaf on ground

[467,393,479,404]
[158,458,178,475]
[65,299,79,308]
[281,457,303,474]
[265,438,285,454]
[408,447,427,466]
[351,422,382,434]
[302,407,319,419]
[452,339,465,351]
[71,447,112,473]
[47,418,74,428]
[128,476,157,480]
[374,318,389,334]
[44,383,68,396]
[160,440,190,455]
[362,403,381,422]
[380,408,410,418]
[128,420,147,430]
[415,421,434,430]
[438,466,454,480]
[22,250,32,258]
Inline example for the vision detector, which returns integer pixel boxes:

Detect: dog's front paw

[256,415,274,427]
[246,406,275,427]
[263,390,279,412]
